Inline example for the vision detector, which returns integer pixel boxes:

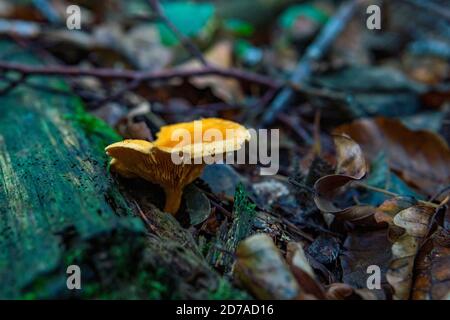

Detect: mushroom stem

[163,187,183,215]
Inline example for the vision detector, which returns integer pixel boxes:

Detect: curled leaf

[335,117,450,197]
[334,134,367,179]
[314,135,367,209]
[314,135,376,225]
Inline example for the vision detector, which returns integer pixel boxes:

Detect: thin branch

[354,182,441,209]
[148,0,209,66]
[277,113,313,144]
[261,0,366,126]
[255,86,280,110]
[0,61,278,89]
[0,74,106,100]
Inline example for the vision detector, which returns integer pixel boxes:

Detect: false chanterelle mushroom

[106,118,250,214]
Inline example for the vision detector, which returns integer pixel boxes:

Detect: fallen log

[0,40,242,299]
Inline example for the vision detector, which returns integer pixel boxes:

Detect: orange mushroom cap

[105,118,250,214]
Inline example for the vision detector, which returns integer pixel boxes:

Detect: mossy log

[0,41,241,299]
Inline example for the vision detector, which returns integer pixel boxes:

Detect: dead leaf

[116,102,153,141]
[412,225,450,300]
[325,283,354,300]
[325,283,379,300]
[375,196,418,225]
[234,233,300,300]
[335,117,450,197]
[387,205,436,300]
[314,135,378,226]
[122,24,172,70]
[314,135,367,210]
[340,229,392,300]
[286,242,327,299]
[183,184,211,225]
[178,41,244,103]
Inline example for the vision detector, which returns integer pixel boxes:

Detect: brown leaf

[286,242,327,299]
[340,229,392,299]
[334,134,367,179]
[376,196,418,241]
[314,135,377,226]
[116,102,153,141]
[335,117,450,197]
[325,283,354,300]
[325,283,379,300]
[375,196,418,225]
[412,226,450,300]
[178,41,244,104]
[314,135,367,209]
[387,205,436,300]
[234,233,300,300]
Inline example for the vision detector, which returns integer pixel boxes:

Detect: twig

[0,62,348,104]
[288,178,315,194]
[255,86,280,110]
[289,82,349,101]
[277,113,313,144]
[354,182,441,209]
[0,61,278,89]
[261,0,365,126]
[209,199,232,218]
[0,74,106,101]
[148,0,209,66]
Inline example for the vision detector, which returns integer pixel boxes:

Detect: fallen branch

[0,61,279,89]
[261,0,365,126]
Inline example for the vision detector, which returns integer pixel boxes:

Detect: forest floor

[0,0,449,300]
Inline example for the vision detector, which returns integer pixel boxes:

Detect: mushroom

[105,118,250,214]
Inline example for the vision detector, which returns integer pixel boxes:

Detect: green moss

[208,278,249,300]
[232,182,256,241]
[65,101,122,151]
